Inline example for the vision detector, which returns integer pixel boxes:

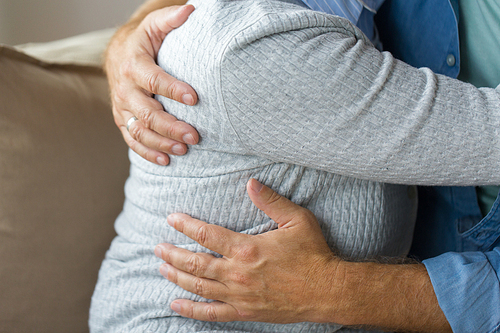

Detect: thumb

[141,5,196,55]
[148,5,195,36]
[246,178,317,229]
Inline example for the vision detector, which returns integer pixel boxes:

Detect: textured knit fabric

[155,0,500,187]
[89,0,418,332]
[90,0,500,331]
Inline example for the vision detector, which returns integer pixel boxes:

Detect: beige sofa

[0,30,130,332]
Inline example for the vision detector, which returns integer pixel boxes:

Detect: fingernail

[182,94,194,105]
[160,264,169,277]
[156,156,168,166]
[172,144,185,155]
[154,245,163,258]
[177,5,189,13]
[171,301,181,313]
[182,133,196,145]
[167,214,176,227]
[250,179,264,192]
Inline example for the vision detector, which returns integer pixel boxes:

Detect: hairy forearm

[327,261,451,332]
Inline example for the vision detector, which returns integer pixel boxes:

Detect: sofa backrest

[0,30,129,333]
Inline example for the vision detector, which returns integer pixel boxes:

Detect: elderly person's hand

[155,179,452,332]
[105,2,199,166]
[156,178,342,324]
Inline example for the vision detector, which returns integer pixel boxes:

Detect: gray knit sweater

[90,0,500,331]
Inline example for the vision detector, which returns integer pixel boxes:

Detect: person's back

[90,0,417,331]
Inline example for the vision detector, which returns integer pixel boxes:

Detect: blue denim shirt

[300,0,384,43]
[377,2,500,332]
[300,0,500,331]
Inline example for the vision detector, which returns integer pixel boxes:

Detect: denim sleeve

[423,248,500,333]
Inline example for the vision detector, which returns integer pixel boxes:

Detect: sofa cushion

[0,39,129,332]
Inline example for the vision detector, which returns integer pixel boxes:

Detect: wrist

[312,259,361,325]
[303,256,346,324]
[327,260,451,332]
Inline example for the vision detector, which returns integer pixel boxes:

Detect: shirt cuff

[423,248,500,333]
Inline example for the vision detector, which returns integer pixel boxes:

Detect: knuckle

[129,123,143,141]
[237,309,256,321]
[164,80,182,100]
[298,208,316,222]
[186,303,195,319]
[168,119,190,139]
[230,271,251,287]
[236,243,259,263]
[168,268,178,284]
[113,85,128,105]
[205,305,219,322]
[267,191,284,206]
[125,135,137,149]
[119,60,133,78]
[164,249,173,264]
[143,150,159,164]
[136,107,153,129]
[155,120,178,142]
[141,12,155,28]
[194,224,211,247]
[157,140,177,154]
[162,121,178,139]
[193,277,207,297]
[144,71,162,95]
[186,254,204,276]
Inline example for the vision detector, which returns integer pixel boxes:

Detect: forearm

[327,261,451,332]
[214,10,500,186]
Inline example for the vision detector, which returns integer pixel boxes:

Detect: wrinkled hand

[155,179,342,324]
[105,4,199,166]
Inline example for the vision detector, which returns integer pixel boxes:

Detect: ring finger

[158,243,226,280]
[118,116,171,165]
[125,114,188,156]
[161,263,229,301]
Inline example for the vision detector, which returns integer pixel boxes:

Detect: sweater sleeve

[219,12,500,186]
